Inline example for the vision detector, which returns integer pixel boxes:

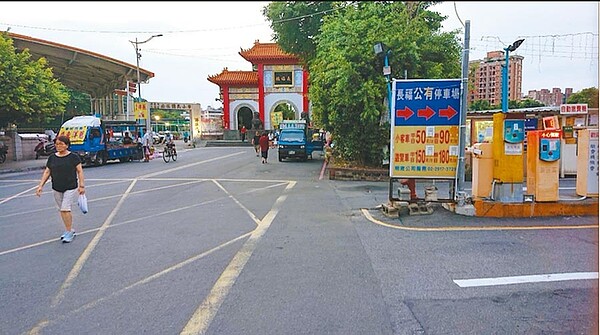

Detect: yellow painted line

[181,181,296,335]
[69,233,252,317]
[361,208,599,231]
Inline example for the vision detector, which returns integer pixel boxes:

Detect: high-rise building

[527,87,574,106]
[468,51,524,107]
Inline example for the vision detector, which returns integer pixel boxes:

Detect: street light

[130,34,162,134]
[502,38,524,112]
[374,42,392,120]
[154,115,160,133]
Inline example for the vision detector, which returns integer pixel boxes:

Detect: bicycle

[162,143,177,163]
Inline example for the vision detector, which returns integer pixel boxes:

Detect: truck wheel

[278,155,283,162]
[95,152,107,166]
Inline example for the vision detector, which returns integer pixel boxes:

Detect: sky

[1,2,598,109]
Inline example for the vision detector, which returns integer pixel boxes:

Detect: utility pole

[456,20,470,200]
[130,34,162,133]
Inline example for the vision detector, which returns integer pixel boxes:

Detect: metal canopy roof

[7,32,154,98]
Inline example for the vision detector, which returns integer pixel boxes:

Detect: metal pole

[502,46,509,112]
[384,52,392,120]
[135,38,141,99]
[457,20,470,196]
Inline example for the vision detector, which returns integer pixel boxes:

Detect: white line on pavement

[454,272,599,288]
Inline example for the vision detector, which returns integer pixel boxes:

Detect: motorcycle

[0,141,7,164]
[34,136,56,159]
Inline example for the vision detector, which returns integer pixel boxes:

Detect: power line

[0,3,349,35]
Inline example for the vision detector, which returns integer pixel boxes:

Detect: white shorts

[53,189,78,212]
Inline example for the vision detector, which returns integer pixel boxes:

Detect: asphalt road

[0,146,598,335]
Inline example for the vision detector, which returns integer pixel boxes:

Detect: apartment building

[468,50,524,106]
[527,87,573,106]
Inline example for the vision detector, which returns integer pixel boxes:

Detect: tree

[567,87,599,108]
[296,2,461,166]
[469,100,493,111]
[274,102,296,120]
[263,1,336,66]
[0,33,69,128]
[518,98,544,108]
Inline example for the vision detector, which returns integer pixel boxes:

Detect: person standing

[142,130,153,162]
[35,135,85,243]
[240,125,247,142]
[252,131,261,157]
[259,131,270,164]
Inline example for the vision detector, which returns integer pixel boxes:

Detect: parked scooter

[34,135,56,159]
[0,141,7,164]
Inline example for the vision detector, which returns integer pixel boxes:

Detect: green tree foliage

[469,100,493,111]
[518,98,544,108]
[0,33,69,128]
[274,102,296,120]
[301,2,461,166]
[567,87,599,108]
[263,1,336,65]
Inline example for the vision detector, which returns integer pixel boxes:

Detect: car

[153,132,166,144]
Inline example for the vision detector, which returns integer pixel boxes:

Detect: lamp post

[501,38,524,112]
[130,34,162,133]
[154,115,160,133]
[374,42,392,120]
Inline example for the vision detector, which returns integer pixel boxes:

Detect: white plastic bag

[78,194,88,214]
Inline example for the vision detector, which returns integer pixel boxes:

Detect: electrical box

[504,119,525,143]
[526,130,561,202]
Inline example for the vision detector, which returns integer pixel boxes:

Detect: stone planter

[327,165,389,181]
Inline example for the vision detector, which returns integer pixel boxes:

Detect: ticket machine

[526,130,561,202]
[492,113,525,202]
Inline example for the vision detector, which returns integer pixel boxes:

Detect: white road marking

[180,181,296,335]
[51,179,138,307]
[0,184,37,205]
[28,180,138,334]
[454,272,599,288]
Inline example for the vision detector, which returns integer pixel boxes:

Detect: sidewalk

[0,157,46,175]
[0,139,192,175]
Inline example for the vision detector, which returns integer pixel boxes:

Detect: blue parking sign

[393,79,461,126]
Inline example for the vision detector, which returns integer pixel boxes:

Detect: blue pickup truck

[58,116,145,166]
[277,120,324,162]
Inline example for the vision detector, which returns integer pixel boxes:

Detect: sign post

[390,79,461,198]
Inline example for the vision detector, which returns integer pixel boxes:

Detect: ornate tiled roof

[239,40,299,63]
[207,67,258,85]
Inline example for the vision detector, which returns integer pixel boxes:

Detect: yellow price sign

[134,102,149,120]
[391,125,459,178]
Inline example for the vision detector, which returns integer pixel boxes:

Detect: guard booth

[576,128,599,197]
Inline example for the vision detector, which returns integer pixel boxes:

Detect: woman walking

[259,131,270,164]
[35,135,86,243]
